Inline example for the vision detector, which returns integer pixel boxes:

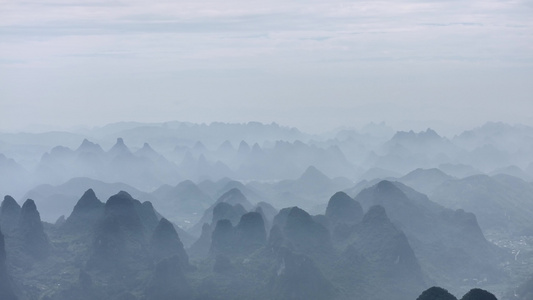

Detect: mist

[2,0,533,299]
[0,121,533,299]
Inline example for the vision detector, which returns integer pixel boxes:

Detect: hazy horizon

[1,0,532,135]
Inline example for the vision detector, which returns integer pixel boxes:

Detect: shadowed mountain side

[460,288,498,300]
[150,218,189,269]
[0,195,21,234]
[86,191,151,273]
[144,256,193,300]
[431,174,533,235]
[269,247,335,300]
[416,287,458,300]
[18,199,50,260]
[354,180,503,289]
[0,229,18,300]
[344,205,425,294]
[63,189,104,233]
[280,207,332,255]
[325,191,363,226]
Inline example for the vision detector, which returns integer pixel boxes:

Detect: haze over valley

[1,121,533,299]
[2,0,532,298]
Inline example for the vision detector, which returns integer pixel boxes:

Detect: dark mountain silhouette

[18,199,50,260]
[63,189,104,233]
[0,195,21,234]
[150,218,189,268]
[282,207,332,254]
[269,247,334,300]
[416,287,458,300]
[24,177,151,222]
[350,205,424,282]
[145,256,193,300]
[325,191,363,226]
[0,228,18,300]
[460,288,498,300]
[133,200,159,234]
[189,188,250,237]
[354,180,501,288]
[86,191,150,272]
[333,205,425,300]
[210,219,235,256]
[235,212,267,253]
[188,223,212,259]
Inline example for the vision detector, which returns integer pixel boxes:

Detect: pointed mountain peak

[103,191,143,232]
[1,195,20,212]
[81,188,97,200]
[1,196,21,234]
[108,137,131,155]
[106,191,134,207]
[141,142,156,153]
[151,218,189,267]
[238,140,250,153]
[218,140,234,151]
[64,189,104,232]
[76,138,103,153]
[375,180,401,194]
[421,128,441,139]
[216,188,250,207]
[325,192,363,225]
[251,143,262,153]
[21,198,37,212]
[72,189,102,211]
[18,199,50,259]
[193,141,206,151]
[299,165,330,182]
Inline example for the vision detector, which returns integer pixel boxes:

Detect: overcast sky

[0,0,532,135]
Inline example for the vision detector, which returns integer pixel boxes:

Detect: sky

[0,0,532,135]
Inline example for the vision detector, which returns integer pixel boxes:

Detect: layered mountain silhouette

[431,174,533,234]
[354,180,502,286]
